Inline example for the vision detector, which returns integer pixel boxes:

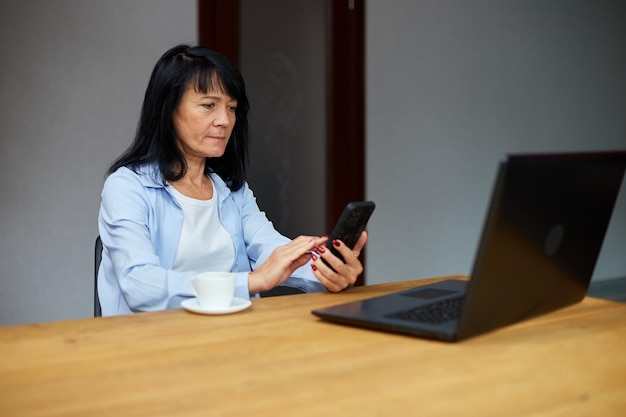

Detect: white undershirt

[168,182,235,273]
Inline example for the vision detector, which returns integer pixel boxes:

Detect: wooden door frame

[199,0,366,285]
[198,0,240,66]
[326,0,366,285]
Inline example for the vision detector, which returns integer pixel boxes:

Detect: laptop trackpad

[401,287,460,300]
[395,279,468,300]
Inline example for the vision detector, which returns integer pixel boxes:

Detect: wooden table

[1,275,625,417]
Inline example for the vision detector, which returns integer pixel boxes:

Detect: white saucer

[181,297,252,315]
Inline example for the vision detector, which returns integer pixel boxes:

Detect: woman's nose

[213,107,231,126]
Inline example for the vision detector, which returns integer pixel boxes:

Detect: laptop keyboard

[385,296,465,324]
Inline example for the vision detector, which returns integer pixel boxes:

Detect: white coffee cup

[190,272,236,309]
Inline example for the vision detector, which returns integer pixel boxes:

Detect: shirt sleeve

[99,168,196,312]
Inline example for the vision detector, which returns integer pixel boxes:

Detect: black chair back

[94,236,102,317]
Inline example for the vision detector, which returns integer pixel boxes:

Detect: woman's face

[172,82,237,163]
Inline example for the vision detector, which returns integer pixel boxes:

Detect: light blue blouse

[98,164,325,316]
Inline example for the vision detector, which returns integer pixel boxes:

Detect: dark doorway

[199,0,366,285]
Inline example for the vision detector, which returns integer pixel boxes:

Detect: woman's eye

[202,103,214,109]
[228,105,237,112]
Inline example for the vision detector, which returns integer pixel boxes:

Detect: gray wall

[1,0,624,326]
[0,0,196,325]
[366,0,626,284]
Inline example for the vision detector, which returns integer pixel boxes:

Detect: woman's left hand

[310,231,368,292]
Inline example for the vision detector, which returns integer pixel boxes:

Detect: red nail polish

[317,246,325,253]
[333,240,340,247]
[311,253,317,261]
[311,264,317,271]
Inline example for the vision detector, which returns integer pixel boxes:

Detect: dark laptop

[312,151,626,342]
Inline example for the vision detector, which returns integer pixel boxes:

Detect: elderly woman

[97,45,367,315]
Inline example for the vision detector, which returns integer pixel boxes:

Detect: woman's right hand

[248,235,328,295]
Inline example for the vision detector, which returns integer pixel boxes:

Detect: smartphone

[326,201,376,264]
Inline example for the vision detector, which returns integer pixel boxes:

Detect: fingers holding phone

[326,201,375,263]
[311,201,374,291]
[311,236,364,291]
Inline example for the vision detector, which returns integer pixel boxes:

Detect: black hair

[107,44,249,190]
